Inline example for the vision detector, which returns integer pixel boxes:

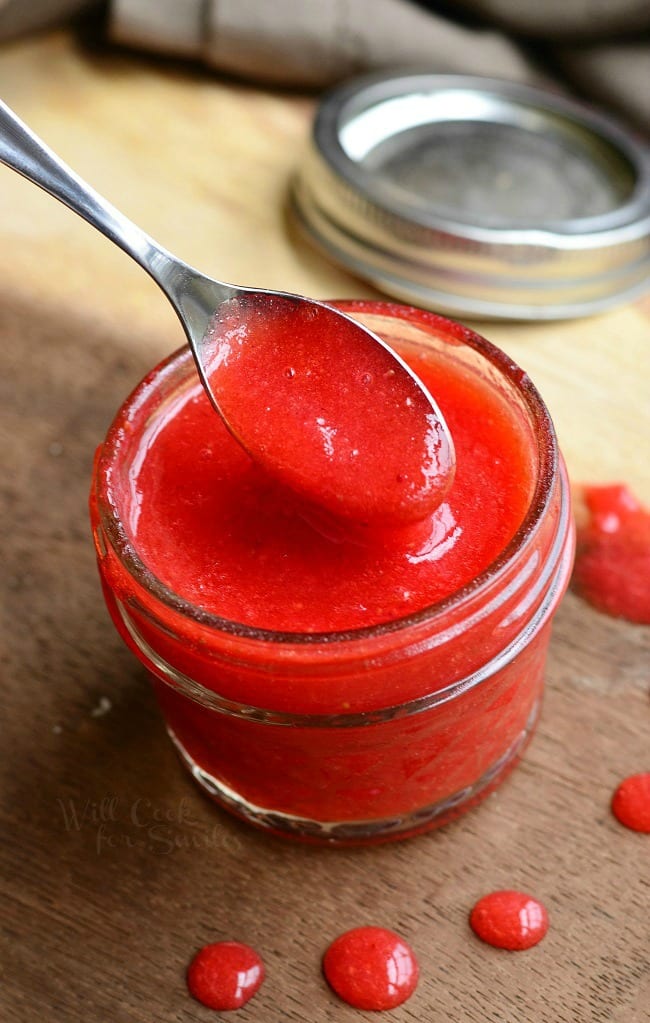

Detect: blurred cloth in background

[0,0,647,133]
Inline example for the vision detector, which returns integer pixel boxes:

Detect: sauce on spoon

[202,295,455,530]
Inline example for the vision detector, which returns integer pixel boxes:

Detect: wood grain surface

[0,28,648,1023]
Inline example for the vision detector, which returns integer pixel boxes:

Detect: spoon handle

[0,99,177,287]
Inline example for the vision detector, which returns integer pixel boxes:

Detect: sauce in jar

[91,302,574,842]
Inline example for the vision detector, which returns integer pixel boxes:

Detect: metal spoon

[0,99,454,525]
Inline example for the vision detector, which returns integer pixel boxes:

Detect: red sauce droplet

[323,926,419,1010]
[572,484,650,624]
[469,891,549,950]
[187,941,264,1011]
[611,772,650,833]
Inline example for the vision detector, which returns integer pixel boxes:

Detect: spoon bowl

[0,100,455,526]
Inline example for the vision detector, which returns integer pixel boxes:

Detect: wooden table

[1,28,648,1023]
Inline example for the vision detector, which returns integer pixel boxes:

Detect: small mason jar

[90,302,574,843]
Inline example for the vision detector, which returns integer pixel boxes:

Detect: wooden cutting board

[1,28,648,1023]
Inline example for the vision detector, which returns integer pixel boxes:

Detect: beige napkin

[0,0,647,132]
[108,0,650,132]
[109,0,534,86]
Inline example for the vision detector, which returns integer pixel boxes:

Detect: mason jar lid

[290,73,650,320]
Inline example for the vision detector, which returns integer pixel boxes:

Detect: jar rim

[94,301,558,646]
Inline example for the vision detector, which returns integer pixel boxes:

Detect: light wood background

[0,28,648,1023]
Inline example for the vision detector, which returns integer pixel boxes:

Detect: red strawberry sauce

[187,941,264,1010]
[204,295,455,529]
[469,891,549,950]
[323,926,419,1010]
[572,484,650,624]
[124,316,532,634]
[611,772,650,833]
[92,302,573,836]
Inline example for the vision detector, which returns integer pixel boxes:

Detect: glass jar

[90,302,574,844]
